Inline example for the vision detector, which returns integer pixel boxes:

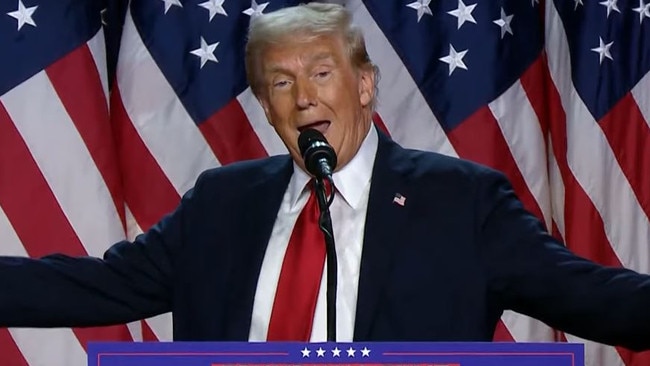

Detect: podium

[88,341,584,366]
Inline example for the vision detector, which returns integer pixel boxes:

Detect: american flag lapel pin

[393,193,406,206]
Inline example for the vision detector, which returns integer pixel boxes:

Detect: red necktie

[267,184,327,341]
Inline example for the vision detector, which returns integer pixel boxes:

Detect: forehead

[261,34,348,70]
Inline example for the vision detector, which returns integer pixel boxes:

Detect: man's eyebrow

[264,52,336,75]
[265,64,289,75]
[308,52,335,63]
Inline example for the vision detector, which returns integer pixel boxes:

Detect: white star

[632,0,650,23]
[599,0,620,18]
[591,37,614,64]
[161,0,182,14]
[407,0,433,23]
[331,347,341,357]
[243,0,269,17]
[7,0,38,31]
[199,0,227,21]
[347,347,356,357]
[574,0,584,10]
[439,44,468,76]
[447,0,477,29]
[316,348,325,357]
[493,7,514,39]
[301,347,311,358]
[190,37,219,68]
[361,347,371,357]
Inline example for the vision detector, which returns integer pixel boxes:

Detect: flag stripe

[199,98,267,165]
[142,320,159,341]
[543,38,619,267]
[522,55,608,258]
[73,325,134,349]
[0,102,85,258]
[0,101,133,349]
[546,145,566,240]
[2,71,124,255]
[542,85,628,364]
[447,102,555,344]
[142,313,174,342]
[546,3,650,365]
[351,1,456,157]
[0,329,29,366]
[237,88,287,157]
[125,321,142,342]
[447,106,546,224]
[10,328,87,366]
[110,87,180,231]
[569,105,650,274]
[632,72,650,128]
[492,318,515,342]
[598,95,650,226]
[564,333,625,366]
[372,112,390,136]
[519,56,552,151]
[45,44,126,231]
[124,205,143,241]
[501,310,555,342]
[117,10,218,195]
[0,206,90,366]
[546,4,650,274]
[489,78,552,228]
[519,55,566,235]
[87,29,110,109]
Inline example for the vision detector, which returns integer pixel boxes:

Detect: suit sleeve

[477,169,650,351]
[0,173,205,328]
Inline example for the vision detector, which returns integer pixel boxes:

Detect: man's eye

[315,71,331,78]
[273,80,290,88]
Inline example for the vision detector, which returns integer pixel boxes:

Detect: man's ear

[358,67,375,108]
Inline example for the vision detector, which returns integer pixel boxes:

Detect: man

[1,2,650,350]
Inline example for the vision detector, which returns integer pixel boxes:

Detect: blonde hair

[245,2,379,108]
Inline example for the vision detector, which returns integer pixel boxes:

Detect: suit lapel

[223,156,293,340]
[354,134,413,340]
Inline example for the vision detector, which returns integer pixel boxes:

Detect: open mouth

[298,120,331,135]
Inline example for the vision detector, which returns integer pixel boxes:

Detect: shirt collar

[288,126,379,209]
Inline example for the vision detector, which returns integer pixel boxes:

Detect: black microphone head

[297,128,337,177]
[298,128,324,155]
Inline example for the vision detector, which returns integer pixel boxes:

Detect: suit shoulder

[396,147,515,218]
[403,148,504,183]
[178,155,292,199]
[194,155,291,184]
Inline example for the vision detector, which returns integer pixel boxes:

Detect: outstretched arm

[478,170,650,351]
[0,179,202,328]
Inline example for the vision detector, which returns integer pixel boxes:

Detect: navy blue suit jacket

[2,132,650,350]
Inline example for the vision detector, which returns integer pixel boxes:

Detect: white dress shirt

[248,126,378,342]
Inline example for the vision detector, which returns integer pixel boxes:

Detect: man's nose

[294,78,317,109]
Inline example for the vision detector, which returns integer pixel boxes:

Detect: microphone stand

[313,177,337,342]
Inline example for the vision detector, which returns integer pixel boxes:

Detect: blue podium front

[88,341,584,366]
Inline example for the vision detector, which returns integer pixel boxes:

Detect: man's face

[258,33,375,173]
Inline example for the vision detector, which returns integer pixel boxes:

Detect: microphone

[297,128,338,342]
[298,129,337,179]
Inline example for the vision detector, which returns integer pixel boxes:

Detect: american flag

[0,0,649,365]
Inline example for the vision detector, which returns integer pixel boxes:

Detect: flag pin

[393,193,406,206]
